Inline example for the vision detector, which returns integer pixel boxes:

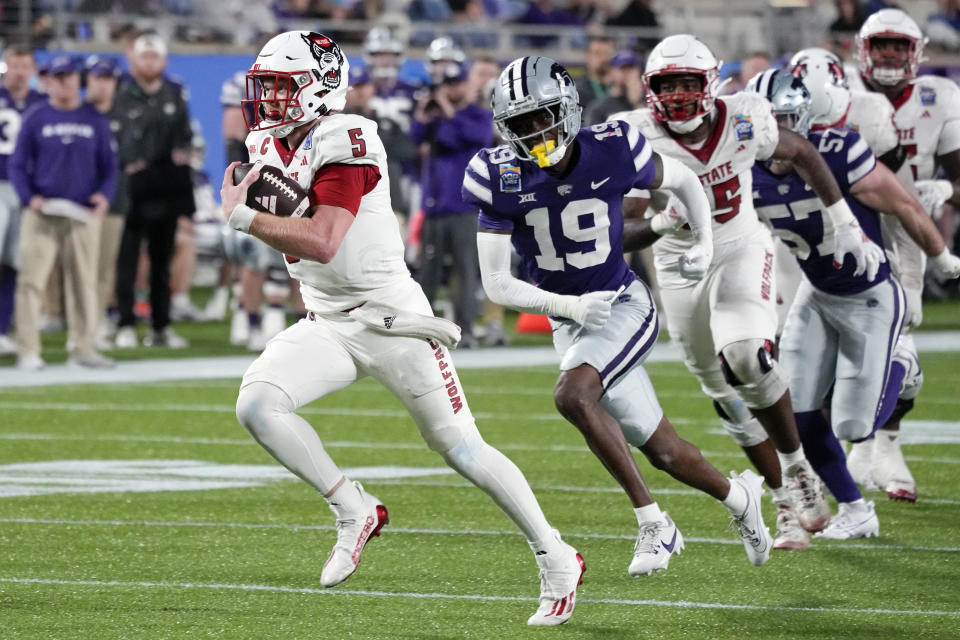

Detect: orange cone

[515,312,552,334]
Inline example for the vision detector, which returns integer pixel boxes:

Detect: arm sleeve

[477,231,577,318]
[310,163,381,215]
[8,115,34,205]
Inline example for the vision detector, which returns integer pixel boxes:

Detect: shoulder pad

[312,113,384,165]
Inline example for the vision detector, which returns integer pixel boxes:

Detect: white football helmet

[244,31,349,138]
[364,27,403,82]
[789,47,851,128]
[856,9,927,85]
[644,35,723,134]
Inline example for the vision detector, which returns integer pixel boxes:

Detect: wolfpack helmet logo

[302,32,344,91]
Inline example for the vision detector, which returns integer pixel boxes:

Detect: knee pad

[435,425,484,467]
[235,380,293,439]
[719,339,789,409]
[712,395,767,447]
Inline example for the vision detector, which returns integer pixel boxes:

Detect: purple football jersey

[753,128,890,295]
[0,87,46,180]
[370,79,422,134]
[463,120,656,296]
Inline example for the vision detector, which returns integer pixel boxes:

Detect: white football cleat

[772,503,809,551]
[114,326,138,349]
[728,470,772,566]
[16,352,44,371]
[872,431,917,502]
[785,461,831,532]
[320,482,389,588]
[628,512,684,576]
[846,439,878,491]
[527,532,584,627]
[814,501,879,540]
[0,333,16,356]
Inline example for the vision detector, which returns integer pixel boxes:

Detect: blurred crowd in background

[0,0,959,371]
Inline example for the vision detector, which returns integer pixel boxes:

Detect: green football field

[0,330,958,637]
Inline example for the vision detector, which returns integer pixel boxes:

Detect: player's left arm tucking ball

[220,161,355,264]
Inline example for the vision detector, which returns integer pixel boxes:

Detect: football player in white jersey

[219,32,584,627]
[843,8,960,501]
[613,34,886,548]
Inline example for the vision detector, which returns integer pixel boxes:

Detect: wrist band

[824,199,856,226]
[228,203,257,233]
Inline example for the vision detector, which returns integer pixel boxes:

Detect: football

[232,162,310,218]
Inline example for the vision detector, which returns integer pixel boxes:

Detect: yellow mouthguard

[531,140,556,167]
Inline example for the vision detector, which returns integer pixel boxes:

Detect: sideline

[1,331,958,388]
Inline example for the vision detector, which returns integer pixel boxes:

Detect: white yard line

[0,577,957,616]
[2,517,958,553]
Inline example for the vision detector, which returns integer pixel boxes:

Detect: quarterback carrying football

[220,31,584,626]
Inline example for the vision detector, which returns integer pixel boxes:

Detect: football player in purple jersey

[747,69,960,540]
[466,55,774,575]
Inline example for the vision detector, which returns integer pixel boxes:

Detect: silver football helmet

[491,56,581,168]
[745,68,813,136]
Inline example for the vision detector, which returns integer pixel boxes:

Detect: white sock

[777,447,807,473]
[634,503,663,526]
[443,430,556,551]
[841,498,866,511]
[236,381,348,499]
[172,292,190,306]
[722,478,748,515]
[770,486,792,506]
[326,478,363,515]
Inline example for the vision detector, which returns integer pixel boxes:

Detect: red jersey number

[712,176,741,223]
[903,143,918,180]
[348,128,366,157]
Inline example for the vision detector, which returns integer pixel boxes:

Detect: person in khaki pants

[8,55,118,370]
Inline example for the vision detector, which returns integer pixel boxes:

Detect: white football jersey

[845,89,899,157]
[614,92,779,287]
[246,113,409,313]
[848,73,960,180]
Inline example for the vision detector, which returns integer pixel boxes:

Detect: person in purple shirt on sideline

[8,55,118,371]
[411,58,494,348]
[0,45,45,357]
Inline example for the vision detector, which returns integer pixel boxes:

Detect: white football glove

[570,288,621,331]
[831,221,887,281]
[914,179,953,220]
[930,248,960,280]
[903,285,923,330]
[650,202,687,236]
[678,243,713,281]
